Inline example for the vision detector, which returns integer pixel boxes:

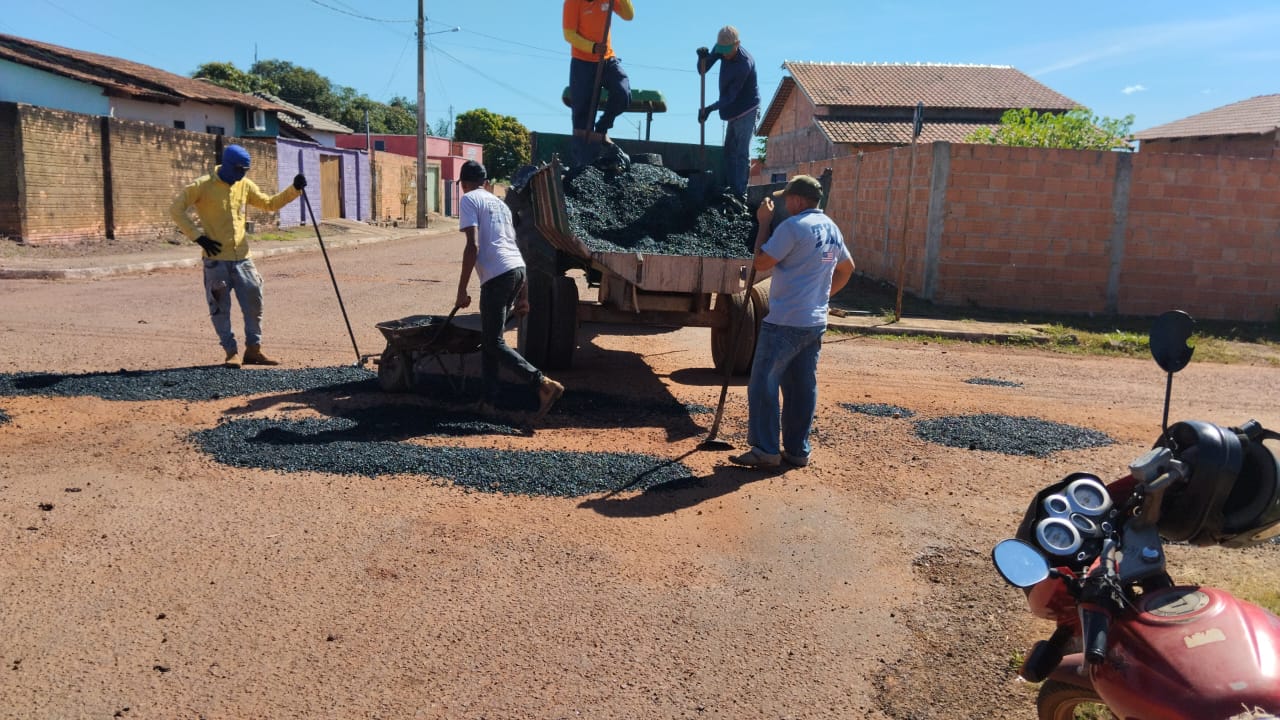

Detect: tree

[454,109,530,181]
[432,117,453,139]
[192,62,278,95]
[251,60,338,118]
[754,136,767,162]
[966,107,1134,151]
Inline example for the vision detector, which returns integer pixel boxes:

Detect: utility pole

[415,0,428,228]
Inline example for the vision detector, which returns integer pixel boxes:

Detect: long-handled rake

[300,188,361,366]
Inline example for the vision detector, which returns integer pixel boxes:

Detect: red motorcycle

[993,311,1280,720]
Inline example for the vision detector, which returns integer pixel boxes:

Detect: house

[254,92,352,148]
[1132,94,1280,159]
[335,134,483,217]
[0,32,291,136]
[756,62,1078,181]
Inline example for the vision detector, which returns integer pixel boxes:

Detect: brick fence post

[922,141,951,301]
[1105,152,1133,314]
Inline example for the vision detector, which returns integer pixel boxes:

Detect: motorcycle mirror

[1150,310,1194,374]
[992,539,1051,588]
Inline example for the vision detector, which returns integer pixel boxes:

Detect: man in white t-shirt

[455,160,564,421]
[730,175,855,469]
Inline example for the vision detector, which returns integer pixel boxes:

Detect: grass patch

[831,276,1280,365]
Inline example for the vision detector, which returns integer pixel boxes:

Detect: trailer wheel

[518,271,553,368]
[377,345,413,393]
[545,275,579,370]
[749,281,771,337]
[711,290,756,375]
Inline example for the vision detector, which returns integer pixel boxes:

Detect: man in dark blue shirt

[698,25,760,198]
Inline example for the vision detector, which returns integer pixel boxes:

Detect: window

[374,140,386,151]
[206,126,225,136]
[173,120,185,130]
[251,109,266,132]
[771,173,787,183]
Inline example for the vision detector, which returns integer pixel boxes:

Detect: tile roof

[255,92,352,134]
[1132,94,1280,140]
[759,62,1078,136]
[0,33,283,112]
[815,119,997,145]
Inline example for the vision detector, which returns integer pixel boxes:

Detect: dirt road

[2,234,1277,719]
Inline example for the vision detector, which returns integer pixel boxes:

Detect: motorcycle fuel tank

[1091,585,1280,718]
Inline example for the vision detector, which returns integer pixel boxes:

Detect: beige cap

[717,25,739,46]
[772,174,823,203]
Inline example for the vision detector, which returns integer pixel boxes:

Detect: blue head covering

[217,145,251,184]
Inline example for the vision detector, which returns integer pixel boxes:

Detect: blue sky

[2,1,1277,145]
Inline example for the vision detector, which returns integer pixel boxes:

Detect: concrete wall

[275,139,370,225]
[109,96,238,137]
[800,142,1280,322]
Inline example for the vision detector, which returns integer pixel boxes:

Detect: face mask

[217,145,252,184]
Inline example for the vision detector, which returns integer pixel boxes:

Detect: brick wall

[108,117,217,239]
[372,151,421,222]
[18,105,105,243]
[801,142,1280,322]
[1140,134,1277,160]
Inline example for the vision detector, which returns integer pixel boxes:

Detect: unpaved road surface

[3,233,1278,719]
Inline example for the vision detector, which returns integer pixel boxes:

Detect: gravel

[914,413,1114,457]
[965,377,1023,388]
[841,402,916,418]
[563,163,755,257]
[0,367,375,402]
[192,417,692,497]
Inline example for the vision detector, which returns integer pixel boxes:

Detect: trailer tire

[749,281,771,338]
[545,275,579,370]
[518,271,553,369]
[711,290,756,376]
[377,345,413,393]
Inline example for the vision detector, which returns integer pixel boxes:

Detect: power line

[426,21,694,73]
[304,0,412,24]
[432,46,562,114]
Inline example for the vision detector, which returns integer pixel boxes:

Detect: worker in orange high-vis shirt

[562,0,634,167]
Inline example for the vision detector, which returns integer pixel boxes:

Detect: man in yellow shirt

[170,144,305,368]
[562,0,634,167]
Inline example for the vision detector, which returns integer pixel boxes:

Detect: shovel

[699,262,759,451]
[301,188,362,366]
[582,0,617,158]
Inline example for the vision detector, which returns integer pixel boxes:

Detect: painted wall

[109,96,237,136]
[275,138,370,225]
[0,59,108,116]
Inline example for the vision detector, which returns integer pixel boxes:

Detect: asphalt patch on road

[0,408,9,426]
[914,414,1113,457]
[965,377,1023,388]
[0,366,375,402]
[193,417,692,497]
[563,163,755,257]
[842,402,916,418]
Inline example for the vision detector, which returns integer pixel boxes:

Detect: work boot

[243,345,280,366]
[532,377,564,422]
[223,349,241,369]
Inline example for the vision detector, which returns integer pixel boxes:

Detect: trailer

[506,157,831,375]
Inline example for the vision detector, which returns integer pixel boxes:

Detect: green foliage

[454,109,530,182]
[192,62,278,95]
[966,108,1135,151]
[754,136,767,162]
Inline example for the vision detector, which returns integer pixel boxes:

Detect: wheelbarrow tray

[376,314,483,356]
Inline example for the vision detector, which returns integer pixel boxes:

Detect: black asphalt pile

[914,414,1113,457]
[193,417,692,497]
[0,408,9,426]
[842,402,916,419]
[0,367,375,402]
[409,373,708,422]
[563,163,755,257]
[965,377,1024,388]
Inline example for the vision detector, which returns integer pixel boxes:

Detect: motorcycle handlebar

[1081,606,1111,665]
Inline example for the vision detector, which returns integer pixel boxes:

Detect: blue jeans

[723,110,757,196]
[203,258,263,352]
[481,267,541,403]
[569,56,630,166]
[746,322,826,458]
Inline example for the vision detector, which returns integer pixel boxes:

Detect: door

[425,165,440,214]
[320,155,343,219]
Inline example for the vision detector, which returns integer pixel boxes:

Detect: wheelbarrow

[370,310,521,394]
[371,310,484,393]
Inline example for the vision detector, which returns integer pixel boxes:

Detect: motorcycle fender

[1048,653,1091,690]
